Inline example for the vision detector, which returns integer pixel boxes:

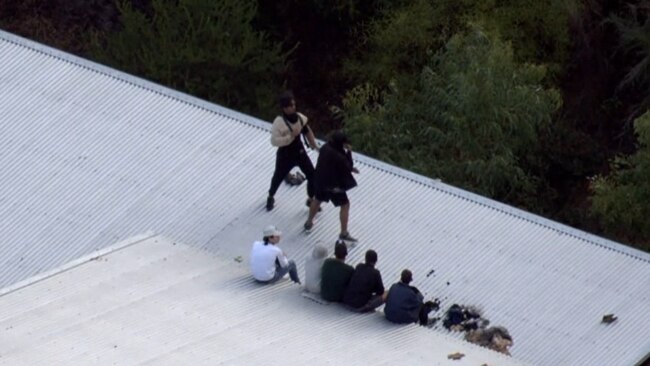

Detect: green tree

[344,27,561,208]
[0,0,116,54]
[480,0,578,71]
[90,0,289,117]
[590,111,650,251]
[343,0,577,91]
[608,4,650,120]
[343,0,478,89]
[254,0,391,131]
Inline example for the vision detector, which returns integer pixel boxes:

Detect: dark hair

[329,130,349,149]
[278,90,295,108]
[365,249,377,264]
[263,236,271,245]
[334,241,348,259]
[401,269,412,284]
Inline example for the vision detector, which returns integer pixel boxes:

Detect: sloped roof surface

[0,235,527,366]
[0,30,648,366]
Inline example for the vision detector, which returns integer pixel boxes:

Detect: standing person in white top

[250,225,300,284]
[303,244,328,293]
[266,90,319,211]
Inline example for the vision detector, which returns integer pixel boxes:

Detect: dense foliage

[90,0,289,117]
[344,27,560,208]
[590,112,650,251]
[1,0,648,252]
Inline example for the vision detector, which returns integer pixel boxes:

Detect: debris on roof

[602,314,618,324]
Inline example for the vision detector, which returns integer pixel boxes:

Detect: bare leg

[340,202,350,234]
[305,198,321,227]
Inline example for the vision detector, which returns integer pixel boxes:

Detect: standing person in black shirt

[304,130,359,242]
[343,250,385,312]
[266,90,319,211]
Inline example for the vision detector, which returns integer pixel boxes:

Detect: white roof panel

[0,235,527,366]
[0,30,648,366]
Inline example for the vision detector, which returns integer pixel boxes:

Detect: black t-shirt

[314,142,357,192]
[342,263,384,308]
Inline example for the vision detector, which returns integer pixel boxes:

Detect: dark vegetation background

[1,0,648,252]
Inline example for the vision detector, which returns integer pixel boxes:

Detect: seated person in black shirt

[343,250,385,312]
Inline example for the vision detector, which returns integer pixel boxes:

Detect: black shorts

[315,190,349,207]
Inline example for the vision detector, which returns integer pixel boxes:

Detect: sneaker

[304,221,313,232]
[266,196,275,211]
[339,232,358,242]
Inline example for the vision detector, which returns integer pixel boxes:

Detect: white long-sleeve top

[304,245,327,293]
[270,112,308,147]
[250,241,289,281]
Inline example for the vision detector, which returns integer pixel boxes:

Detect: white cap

[263,225,282,237]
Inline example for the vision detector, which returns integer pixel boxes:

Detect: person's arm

[305,126,319,150]
[375,271,385,296]
[344,145,359,173]
[297,113,318,150]
[275,248,289,267]
[412,286,424,302]
[381,291,388,302]
[270,117,297,147]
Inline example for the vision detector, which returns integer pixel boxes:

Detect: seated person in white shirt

[250,225,300,284]
[303,244,328,293]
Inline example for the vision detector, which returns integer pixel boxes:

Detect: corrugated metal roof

[0,29,648,366]
[0,235,528,366]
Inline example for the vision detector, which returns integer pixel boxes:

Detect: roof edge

[636,352,650,366]
[0,231,157,298]
[0,29,271,132]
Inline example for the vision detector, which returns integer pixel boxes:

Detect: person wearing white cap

[250,225,300,284]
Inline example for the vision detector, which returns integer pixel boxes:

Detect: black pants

[347,295,384,313]
[268,148,315,198]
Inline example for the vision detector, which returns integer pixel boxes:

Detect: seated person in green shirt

[320,241,354,302]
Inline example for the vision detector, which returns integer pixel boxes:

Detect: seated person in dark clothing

[343,250,385,312]
[384,269,426,324]
[320,241,355,302]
